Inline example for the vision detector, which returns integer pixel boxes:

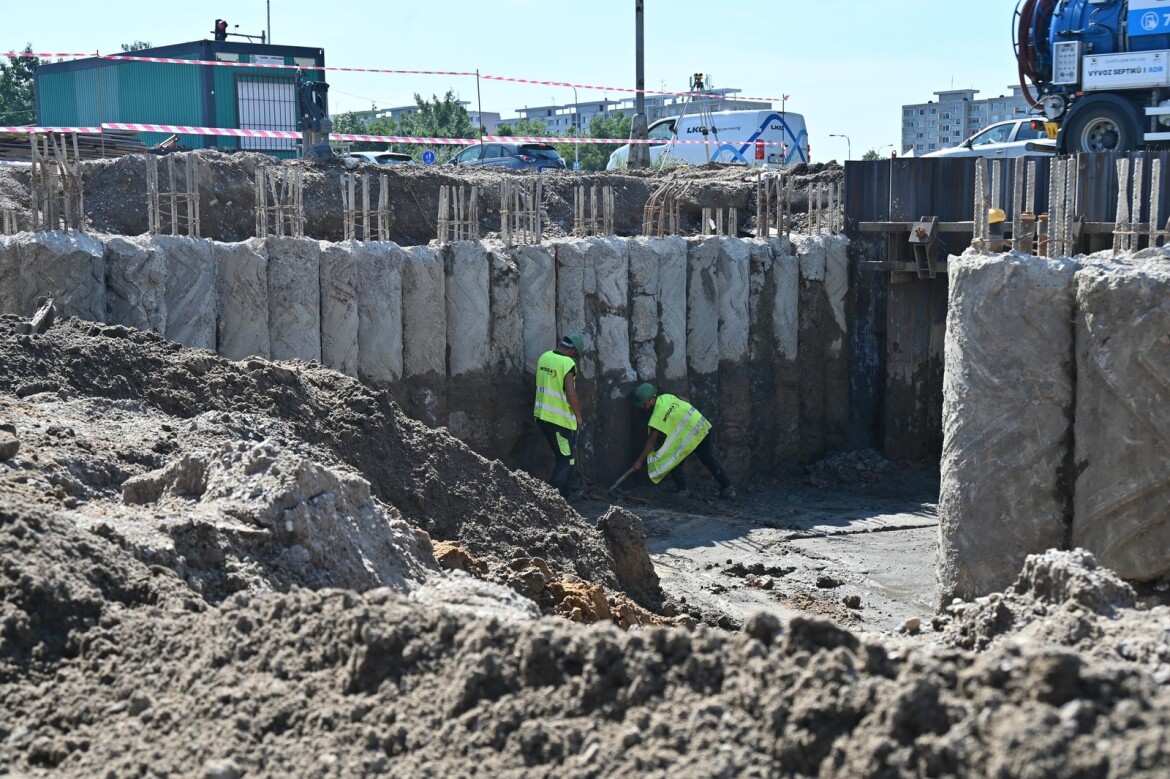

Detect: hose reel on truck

[1014,0,1170,153]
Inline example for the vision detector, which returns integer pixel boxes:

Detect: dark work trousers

[537,419,577,497]
[669,434,731,491]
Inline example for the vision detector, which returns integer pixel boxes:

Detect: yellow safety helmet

[988,208,1006,225]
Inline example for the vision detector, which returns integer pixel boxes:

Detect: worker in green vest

[534,333,585,498]
[629,383,737,499]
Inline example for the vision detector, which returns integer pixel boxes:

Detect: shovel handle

[608,468,636,492]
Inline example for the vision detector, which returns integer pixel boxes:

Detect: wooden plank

[858,220,975,233]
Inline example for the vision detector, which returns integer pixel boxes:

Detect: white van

[606,109,810,169]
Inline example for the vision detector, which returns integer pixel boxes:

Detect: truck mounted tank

[1017,0,1170,153]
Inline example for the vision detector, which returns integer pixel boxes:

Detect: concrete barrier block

[1073,260,1170,580]
[824,236,849,360]
[402,245,445,378]
[319,240,359,378]
[769,239,799,361]
[687,238,720,376]
[794,234,826,282]
[446,242,490,377]
[717,237,751,362]
[657,236,688,383]
[554,239,591,348]
[214,240,269,361]
[355,242,404,383]
[512,244,556,374]
[938,252,1078,606]
[151,235,215,350]
[214,238,267,360]
[596,237,633,380]
[17,231,105,321]
[105,235,167,334]
[264,236,321,363]
[631,295,657,344]
[489,249,522,375]
[629,238,661,297]
[0,234,18,316]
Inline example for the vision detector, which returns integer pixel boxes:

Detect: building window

[237,76,297,152]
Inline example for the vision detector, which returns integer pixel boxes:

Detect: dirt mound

[1,152,842,246]
[4,567,1169,777]
[0,316,618,592]
[4,314,1170,775]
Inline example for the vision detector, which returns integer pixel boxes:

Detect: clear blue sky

[5,0,1027,159]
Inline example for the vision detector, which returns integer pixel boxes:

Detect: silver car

[921,119,1056,159]
[345,151,413,165]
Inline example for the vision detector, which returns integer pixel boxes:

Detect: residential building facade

[901,86,1033,156]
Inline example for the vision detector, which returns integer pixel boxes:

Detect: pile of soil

[2,312,1170,776]
[0,152,844,246]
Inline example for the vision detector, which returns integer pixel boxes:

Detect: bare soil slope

[2,314,1170,777]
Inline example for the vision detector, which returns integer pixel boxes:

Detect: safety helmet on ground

[633,382,657,406]
[561,333,584,354]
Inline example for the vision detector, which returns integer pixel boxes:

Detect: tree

[120,41,153,52]
[554,112,632,171]
[397,90,476,163]
[861,149,882,161]
[494,117,550,137]
[331,111,388,153]
[0,44,39,126]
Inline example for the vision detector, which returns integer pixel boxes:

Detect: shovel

[608,467,636,492]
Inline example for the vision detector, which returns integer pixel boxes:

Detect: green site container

[35,39,325,159]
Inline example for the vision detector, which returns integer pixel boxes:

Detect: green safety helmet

[633,382,657,406]
[561,333,585,354]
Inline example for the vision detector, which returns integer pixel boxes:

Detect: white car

[921,118,1056,159]
[344,151,413,166]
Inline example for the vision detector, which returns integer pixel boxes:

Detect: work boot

[719,485,738,499]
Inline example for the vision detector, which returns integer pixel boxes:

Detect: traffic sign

[422,150,436,164]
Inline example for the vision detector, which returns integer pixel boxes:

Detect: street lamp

[829,133,851,160]
[571,85,580,171]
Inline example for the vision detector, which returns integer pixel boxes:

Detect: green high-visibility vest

[646,394,711,483]
[534,350,578,431]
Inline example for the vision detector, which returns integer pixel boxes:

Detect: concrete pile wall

[0,231,851,485]
[939,250,1170,605]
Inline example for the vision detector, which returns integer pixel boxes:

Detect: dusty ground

[0,152,841,245]
[3,313,1170,777]
[1,157,1170,776]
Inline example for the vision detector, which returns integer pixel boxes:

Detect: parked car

[446,142,566,172]
[345,151,413,165]
[921,118,1056,159]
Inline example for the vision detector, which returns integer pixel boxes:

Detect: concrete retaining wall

[1,231,850,485]
[939,250,1170,604]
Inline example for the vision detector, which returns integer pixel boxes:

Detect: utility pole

[628,0,650,168]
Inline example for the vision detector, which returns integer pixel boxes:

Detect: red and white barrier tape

[3,50,792,106]
[0,125,103,133]
[4,123,792,149]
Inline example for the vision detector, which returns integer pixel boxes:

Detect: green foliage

[120,41,153,52]
[0,44,39,125]
[861,149,882,161]
[397,90,476,163]
[495,117,550,137]
[331,112,385,153]
[554,112,633,171]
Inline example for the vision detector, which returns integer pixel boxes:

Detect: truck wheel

[1065,104,1137,153]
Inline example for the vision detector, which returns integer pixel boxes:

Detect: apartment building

[901,86,1033,156]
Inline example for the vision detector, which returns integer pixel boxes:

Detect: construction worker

[534,333,585,498]
[629,383,737,499]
